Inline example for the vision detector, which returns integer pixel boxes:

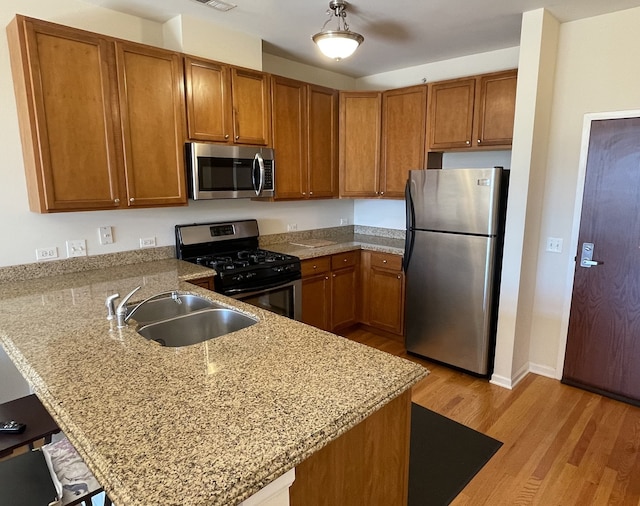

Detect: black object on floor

[409,403,502,505]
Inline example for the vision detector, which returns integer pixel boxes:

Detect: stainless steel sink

[126,293,221,326]
[136,308,258,347]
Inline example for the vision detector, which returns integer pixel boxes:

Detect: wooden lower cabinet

[186,276,214,290]
[301,250,405,339]
[301,252,359,332]
[361,251,405,339]
[289,389,411,506]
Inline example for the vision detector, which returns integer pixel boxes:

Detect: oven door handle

[225,276,300,297]
[252,153,266,196]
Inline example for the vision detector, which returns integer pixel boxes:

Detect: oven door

[230,279,301,321]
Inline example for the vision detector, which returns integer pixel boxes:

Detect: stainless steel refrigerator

[404,168,508,375]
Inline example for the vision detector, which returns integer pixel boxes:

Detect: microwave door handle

[253,153,265,196]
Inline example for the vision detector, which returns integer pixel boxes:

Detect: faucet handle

[105,293,120,320]
[115,285,142,328]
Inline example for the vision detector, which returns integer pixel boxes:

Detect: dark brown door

[563,117,640,404]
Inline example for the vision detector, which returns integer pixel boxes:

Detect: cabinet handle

[325,276,329,280]
[224,134,229,139]
[302,192,306,196]
[130,198,135,203]
[333,274,336,278]
[313,265,318,269]
[235,136,240,140]
[465,140,470,145]
[380,191,385,196]
[383,260,387,264]
[309,191,313,195]
[477,139,482,144]
[114,198,120,204]
[343,258,347,262]
[397,275,401,279]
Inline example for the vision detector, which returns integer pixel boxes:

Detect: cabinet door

[339,92,381,198]
[331,266,358,330]
[116,42,187,207]
[231,67,272,146]
[272,76,307,199]
[8,17,122,212]
[380,85,427,198]
[369,267,405,336]
[427,78,475,150]
[308,85,339,198]
[302,274,331,331]
[474,70,517,148]
[184,57,232,143]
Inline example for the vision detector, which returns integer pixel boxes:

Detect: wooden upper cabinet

[185,59,271,146]
[116,42,187,207]
[7,16,122,212]
[427,69,517,151]
[427,78,476,150]
[380,85,427,198]
[474,70,518,147]
[184,57,231,143]
[7,15,187,212]
[231,67,272,146]
[339,91,382,198]
[307,84,339,198]
[272,78,338,200]
[272,76,307,199]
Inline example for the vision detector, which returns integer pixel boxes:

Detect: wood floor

[341,327,640,505]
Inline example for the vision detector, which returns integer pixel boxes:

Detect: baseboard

[528,362,558,379]
[489,374,513,389]
[489,361,530,390]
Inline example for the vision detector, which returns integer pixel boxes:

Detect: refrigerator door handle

[403,178,416,272]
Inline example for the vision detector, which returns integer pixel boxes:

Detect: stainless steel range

[175,219,301,320]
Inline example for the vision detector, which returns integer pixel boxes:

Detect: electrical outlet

[545,237,563,253]
[340,218,349,225]
[36,247,58,261]
[140,237,156,248]
[99,226,114,245]
[66,239,87,258]
[287,223,298,232]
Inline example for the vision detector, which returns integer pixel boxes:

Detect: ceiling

[82,0,640,77]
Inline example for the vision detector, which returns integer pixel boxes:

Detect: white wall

[530,6,640,377]
[262,53,356,90]
[491,9,560,388]
[0,0,354,269]
[355,47,520,90]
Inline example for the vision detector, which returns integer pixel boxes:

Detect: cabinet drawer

[331,251,358,270]
[370,252,403,271]
[301,257,331,277]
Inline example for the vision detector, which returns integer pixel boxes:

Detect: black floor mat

[409,403,503,506]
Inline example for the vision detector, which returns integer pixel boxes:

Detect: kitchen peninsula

[0,254,426,505]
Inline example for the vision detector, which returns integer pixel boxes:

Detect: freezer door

[405,230,496,374]
[408,168,502,235]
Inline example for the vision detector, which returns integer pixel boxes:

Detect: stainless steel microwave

[186,143,275,199]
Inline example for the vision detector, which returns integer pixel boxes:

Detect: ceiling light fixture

[312,0,364,61]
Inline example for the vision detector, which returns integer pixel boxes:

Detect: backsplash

[0,226,405,283]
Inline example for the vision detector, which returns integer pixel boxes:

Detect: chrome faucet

[105,293,120,320]
[121,290,183,327]
[115,285,142,329]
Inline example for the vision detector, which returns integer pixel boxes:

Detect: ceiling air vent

[192,0,237,11]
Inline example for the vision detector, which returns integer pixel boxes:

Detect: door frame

[555,109,640,378]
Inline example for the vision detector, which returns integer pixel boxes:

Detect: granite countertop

[0,258,426,506]
[263,232,405,260]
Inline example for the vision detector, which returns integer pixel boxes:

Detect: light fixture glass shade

[312,30,364,60]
